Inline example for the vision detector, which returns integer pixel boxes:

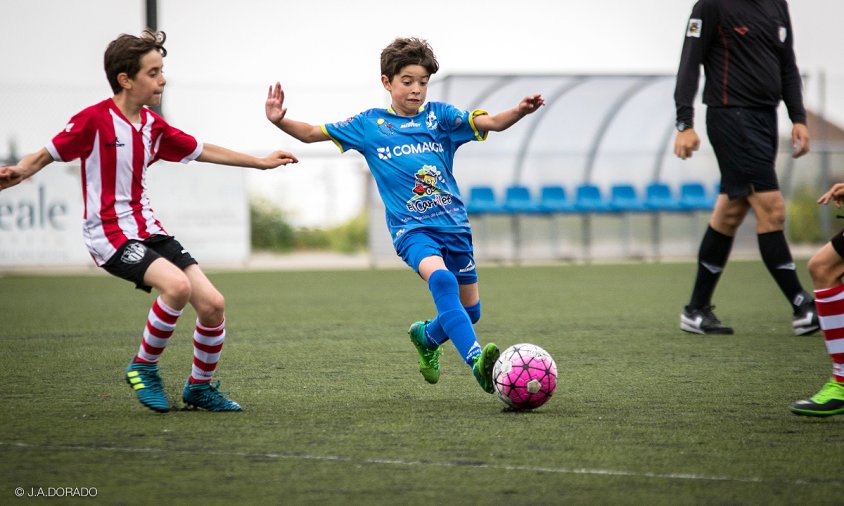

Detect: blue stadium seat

[609,184,647,212]
[679,182,715,211]
[538,185,576,213]
[503,185,542,214]
[574,184,613,213]
[465,186,504,214]
[644,182,683,211]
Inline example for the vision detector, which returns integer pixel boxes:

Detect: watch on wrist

[676,121,691,132]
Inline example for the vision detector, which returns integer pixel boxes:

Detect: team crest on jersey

[376,118,395,136]
[687,18,702,38]
[406,165,452,213]
[426,110,439,130]
[121,242,146,264]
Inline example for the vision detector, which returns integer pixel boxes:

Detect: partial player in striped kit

[0,30,298,413]
[790,182,844,417]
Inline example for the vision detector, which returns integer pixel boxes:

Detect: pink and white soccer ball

[492,343,557,410]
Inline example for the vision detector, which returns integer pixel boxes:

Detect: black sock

[758,230,805,309]
[689,226,734,309]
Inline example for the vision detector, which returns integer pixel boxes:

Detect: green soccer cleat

[182,380,242,412]
[790,380,844,417]
[471,342,500,394]
[125,360,170,413]
[408,320,441,384]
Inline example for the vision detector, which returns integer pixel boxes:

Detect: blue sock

[427,270,481,364]
[464,301,482,324]
[426,300,481,346]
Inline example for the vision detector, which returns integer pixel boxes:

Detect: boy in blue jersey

[265,37,544,394]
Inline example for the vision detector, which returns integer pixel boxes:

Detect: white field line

[0,441,825,486]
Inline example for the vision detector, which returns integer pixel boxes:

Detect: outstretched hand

[265,82,288,125]
[818,183,844,208]
[518,94,545,115]
[0,165,25,190]
[256,150,299,170]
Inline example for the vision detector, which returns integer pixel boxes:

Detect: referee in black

[674,0,818,336]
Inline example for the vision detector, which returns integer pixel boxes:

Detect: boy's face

[381,64,429,116]
[121,50,166,106]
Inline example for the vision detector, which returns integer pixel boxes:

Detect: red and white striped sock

[814,285,844,383]
[135,296,182,363]
[189,319,226,384]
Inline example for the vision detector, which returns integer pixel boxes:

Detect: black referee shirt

[674,0,806,128]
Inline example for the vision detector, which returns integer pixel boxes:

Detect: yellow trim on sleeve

[320,124,344,152]
[468,109,489,141]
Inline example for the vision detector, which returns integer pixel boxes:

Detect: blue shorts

[396,229,478,284]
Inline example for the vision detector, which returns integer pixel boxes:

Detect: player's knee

[716,211,744,232]
[807,253,832,287]
[428,269,459,295]
[464,301,482,324]
[195,291,226,323]
[162,274,192,307]
[766,209,787,229]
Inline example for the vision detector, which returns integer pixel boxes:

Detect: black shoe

[680,305,734,335]
[792,295,820,336]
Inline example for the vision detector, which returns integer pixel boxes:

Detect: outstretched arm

[265,82,330,143]
[197,143,298,170]
[0,148,54,191]
[472,94,544,133]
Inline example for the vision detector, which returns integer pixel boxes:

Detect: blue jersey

[322,102,487,248]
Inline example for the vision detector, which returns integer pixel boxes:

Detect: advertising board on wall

[0,162,249,268]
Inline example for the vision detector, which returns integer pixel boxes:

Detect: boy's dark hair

[104,29,167,94]
[380,37,439,80]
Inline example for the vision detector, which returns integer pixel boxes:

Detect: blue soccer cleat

[125,360,170,413]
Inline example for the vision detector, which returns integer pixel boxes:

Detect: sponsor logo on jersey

[778,26,787,43]
[406,165,453,213]
[400,120,421,129]
[687,18,702,38]
[377,141,444,160]
[64,122,75,133]
[121,242,146,264]
[106,137,126,148]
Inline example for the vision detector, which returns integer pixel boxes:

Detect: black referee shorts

[102,235,198,293]
[706,106,779,199]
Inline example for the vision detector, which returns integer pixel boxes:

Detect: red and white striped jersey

[46,98,203,265]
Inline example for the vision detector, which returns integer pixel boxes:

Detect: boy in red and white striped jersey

[791,182,844,417]
[0,30,298,413]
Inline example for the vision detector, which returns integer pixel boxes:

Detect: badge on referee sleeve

[687,18,702,38]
